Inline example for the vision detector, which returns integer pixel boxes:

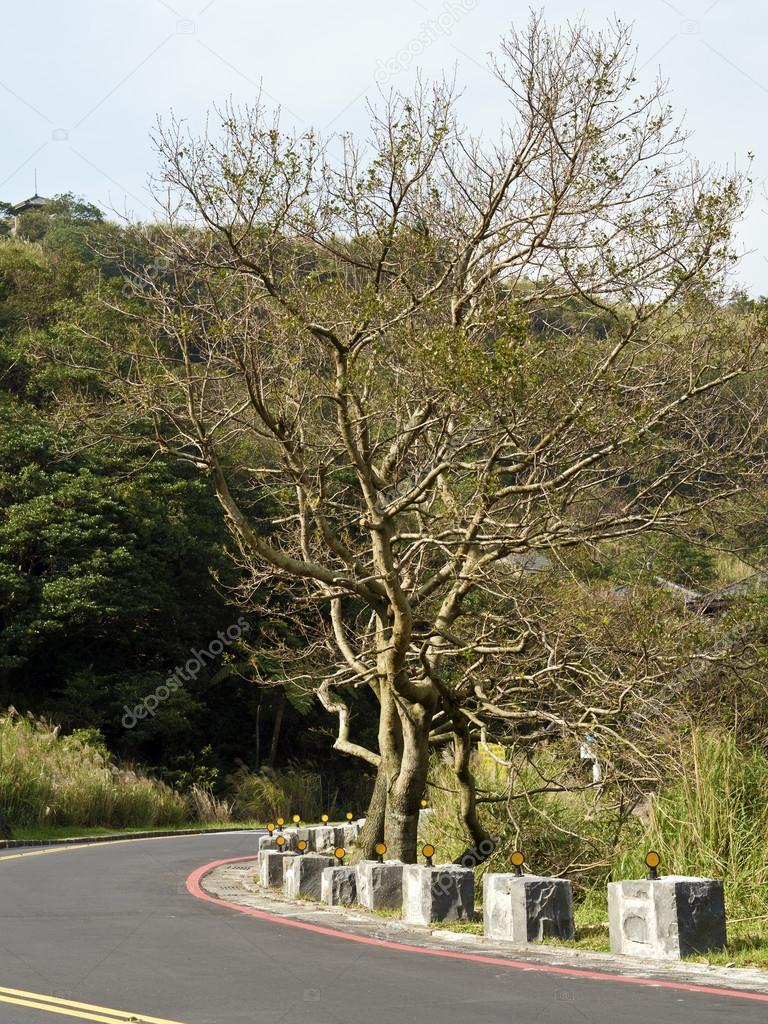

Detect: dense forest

[0,194,378,801]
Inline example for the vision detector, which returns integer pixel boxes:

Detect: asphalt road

[1,832,765,1024]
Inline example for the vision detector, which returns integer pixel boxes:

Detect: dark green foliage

[0,198,380,796]
[0,200,251,780]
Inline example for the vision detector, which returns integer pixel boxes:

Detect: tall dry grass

[614,729,768,920]
[0,710,189,829]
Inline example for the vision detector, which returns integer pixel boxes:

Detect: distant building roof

[8,194,51,216]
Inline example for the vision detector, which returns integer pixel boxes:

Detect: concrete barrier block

[356,860,404,911]
[483,874,575,943]
[259,850,298,888]
[308,826,337,853]
[257,835,297,869]
[402,864,474,926]
[257,847,275,872]
[283,854,336,900]
[263,831,298,852]
[331,824,358,848]
[608,876,726,959]
[321,865,358,906]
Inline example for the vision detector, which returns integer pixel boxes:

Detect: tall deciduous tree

[97,17,766,860]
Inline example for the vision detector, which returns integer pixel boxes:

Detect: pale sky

[2,0,767,293]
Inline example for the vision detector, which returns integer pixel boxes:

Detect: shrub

[186,783,232,823]
[230,764,324,822]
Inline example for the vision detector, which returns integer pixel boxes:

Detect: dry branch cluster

[91,17,766,860]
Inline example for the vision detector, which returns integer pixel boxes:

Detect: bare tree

[93,16,766,860]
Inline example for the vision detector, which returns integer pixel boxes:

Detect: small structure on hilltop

[7,194,51,236]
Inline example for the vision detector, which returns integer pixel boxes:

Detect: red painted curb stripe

[186,856,768,1005]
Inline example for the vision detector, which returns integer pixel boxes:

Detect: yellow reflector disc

[422,844,435,858]
[335,847,346,859]
[645,850,661,869]
[510,850,525,867]
[374,842,387,856]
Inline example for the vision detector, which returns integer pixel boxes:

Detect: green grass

[539,923,611,952]
[686,927,768,970]
[544,914,768,969]
[430,918,483,935]
[230,767,324,822]
[611,730,768,924]
[432,910,768,968]
[364,906,402,919]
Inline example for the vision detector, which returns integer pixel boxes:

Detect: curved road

[1,833,765,1024]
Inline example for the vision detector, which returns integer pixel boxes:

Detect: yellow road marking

[0,844,108,862]
[0,994,126,1023]
[0,986,187,1024]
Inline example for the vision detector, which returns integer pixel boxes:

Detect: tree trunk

[451,719,496,867]
[352,763,387,861]
[267,689,285,770]
[254,694,261,770]
[384,702,431,862]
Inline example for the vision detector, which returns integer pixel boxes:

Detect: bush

[423,744,642,893]
[230,764,324,822]
[186,783,232,823]
[229,758,374,822]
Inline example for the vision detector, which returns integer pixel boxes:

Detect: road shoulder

[195,857,768,1000]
